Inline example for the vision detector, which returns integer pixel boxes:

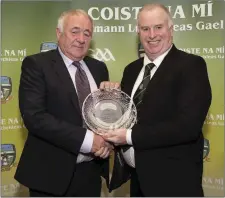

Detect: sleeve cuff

[79,129,94,153]
[126,129,133,145]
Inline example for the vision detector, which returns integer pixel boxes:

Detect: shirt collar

[143,44,173,68]
[58,47,85,68]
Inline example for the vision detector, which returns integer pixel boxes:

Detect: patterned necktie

[122,63,155,153]
[133,63,155,110]
[72,61,91,109]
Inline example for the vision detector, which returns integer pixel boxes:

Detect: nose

[148,28,156,39]
[76,32,85,44]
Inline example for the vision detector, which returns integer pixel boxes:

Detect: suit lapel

[143,45,178,98]
[123,58,144,96]
[50,50,80,113]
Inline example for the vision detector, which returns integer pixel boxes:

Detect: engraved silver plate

[82,89,137,134]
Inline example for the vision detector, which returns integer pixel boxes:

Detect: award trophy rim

[82,88,137,134]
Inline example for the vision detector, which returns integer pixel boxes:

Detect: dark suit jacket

[14,49,109,195]
[110,45,212,196]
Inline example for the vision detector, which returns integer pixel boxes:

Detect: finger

[98,129,107,135]
[100,81,110,90]
[109,82,115,89]
[99,81,105,89]
[103,136,115,142]
[100,147,108,158]
[101,150,110,159]
[108,133,118,139]
[103,81,110,89]
[101,133,109,139]
[94,147,104,157]
[104,151,110,159]
[101,135,108,140]
[114,82,121,89]
[102,130,115,138]
[105,142,114,150]
[105,137,118,144]
[106,145,114,151]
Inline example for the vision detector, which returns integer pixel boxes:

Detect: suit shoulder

[24,50,57,61]
[84,56,107,67]
[124,57,143,70]
[21,50,58,71]
[177,48,205,62]
[84,56,104,63]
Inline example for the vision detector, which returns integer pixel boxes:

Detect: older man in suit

[104,3,212,197]
[15,9,118,197]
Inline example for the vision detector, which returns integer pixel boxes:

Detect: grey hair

[57,9,93,33]
[137,3,173,27]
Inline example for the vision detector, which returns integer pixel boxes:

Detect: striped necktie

[72,61,91,109]
[133,63,155,110]
[122,63,155,152]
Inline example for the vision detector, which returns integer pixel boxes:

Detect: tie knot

[72,61,81,68]
[146,63,155,71]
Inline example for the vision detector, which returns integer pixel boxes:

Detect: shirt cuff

[126,129,133,145]
[79,129,94,153]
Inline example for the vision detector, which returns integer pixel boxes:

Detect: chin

[73,53,84,58]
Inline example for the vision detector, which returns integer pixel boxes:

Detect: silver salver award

[82,88,137,134]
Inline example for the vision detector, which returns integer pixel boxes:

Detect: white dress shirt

[58,47,98,163]
[122,45,173,168]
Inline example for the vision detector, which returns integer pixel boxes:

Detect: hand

[94,142,114,159]
[102,129,127,146]
[91,134,106,153]
[99,81,120,90]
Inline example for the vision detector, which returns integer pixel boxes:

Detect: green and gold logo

[1,76,12,104]
[1,144,17,171]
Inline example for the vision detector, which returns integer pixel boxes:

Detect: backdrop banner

[1,0,224,197]
[1,1,71,196]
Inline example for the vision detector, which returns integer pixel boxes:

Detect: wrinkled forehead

[64,14,93,31]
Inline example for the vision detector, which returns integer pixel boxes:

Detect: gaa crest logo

[89,48,115,62]
[138,42,145,58]
[40,42,57,52]
[203,138,210,160]
[1,144,17,171]
[1,76,12,104]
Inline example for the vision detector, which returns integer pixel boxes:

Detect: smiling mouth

[148,40,159,45]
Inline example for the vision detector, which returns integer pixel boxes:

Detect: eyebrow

[139,23,165,29]
[72,26,91,33]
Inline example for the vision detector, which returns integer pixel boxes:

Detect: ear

[136,22,140,34]
[56,28,62,40]
[170,25,174,36]
[137,26,140,35]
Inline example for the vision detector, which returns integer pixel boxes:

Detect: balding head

[138,3,173,28]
